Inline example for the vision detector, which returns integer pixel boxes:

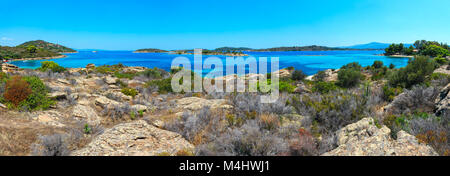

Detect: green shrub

[121,88,138,98]
[382,85,403,102]
[372,60,384,69]
[311,81,337,94]
[313,71,327,81]
[279,80,296,93]
[341,62,362,70]
[20,76,55,111]
[114,71,137,79]
[388,56,436,88]
[38,61,66,73]
[389,63,395,69]
[291,70,306,81]
[421,45,449,57]
[146,78,173,94]
[95,66,112,74]
[434,57,448,66]
[337,68,363,88]
[140,68,162,79]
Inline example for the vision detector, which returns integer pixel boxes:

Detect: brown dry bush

[3,76,32,106]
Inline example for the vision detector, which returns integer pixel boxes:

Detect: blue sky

[0,0,449,50]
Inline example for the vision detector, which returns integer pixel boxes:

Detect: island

[133,48,169,53]
[0,40,76,60]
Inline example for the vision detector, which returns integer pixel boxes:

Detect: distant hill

[251,45,365,52]
[18,40,77,53]
[0,40,75,59]
[340,42,413,50]
[134,48,168,53]
[214,47,253,52]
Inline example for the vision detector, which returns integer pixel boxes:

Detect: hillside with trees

[0,40,76,60]
[385,40,450,57]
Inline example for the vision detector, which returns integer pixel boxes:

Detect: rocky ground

[0,63,448,156]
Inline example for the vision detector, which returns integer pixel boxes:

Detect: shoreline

[375,54,414,58]
[10,54,68,61]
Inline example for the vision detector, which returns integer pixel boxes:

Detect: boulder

[34,111,66,127]
[71,120,194,156]
[50,91,66,100]
[433,65,450,75]
[86,63,95,70]
[72,105,101,125]
[132,104,148,112]
[103,90,131,101]
[95,96,120,108]
[322,118,438,156]
[0,103,6,109]
[104,76,116,85]
[435,83,450,116]
[294,83,311,93]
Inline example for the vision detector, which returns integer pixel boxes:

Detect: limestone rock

[34,111,65,127]
[50,91,66,100]
[322,118,438,156]
[433,65,450,75]
[104,76,117,84]
[71,120,194,156]
[95,96,120,108]
[72,105,101,125]
[176,97,232,111]
[435,83,450,116]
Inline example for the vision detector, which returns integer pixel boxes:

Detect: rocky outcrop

[322,118,438,156]
[176,97,232,111]
[305,69,338,82]
[1,63,19,73]
[433,65,450,75]
[71,120,194,156]
[72,105,101,125]
[435,83,450,116]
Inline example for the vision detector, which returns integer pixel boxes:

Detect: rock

[95,96,120,108]
[176,97,232,111]
[132,104,148,112]
[322,118,438,156]
[71,120,194,156]
[86,63,95,70]
[433,65,450,75]
[104,76,116,84]
[0,103,6,109]
[294,83,311,93]
[272,69,292,78]
[72,105,101,125]
[56,78,71,85]
[103,90,131,101]
[1,63,19,73]
[435,83,450,116]
[50,91,66,100]
[307,69,338,82]
[34,111,65,127]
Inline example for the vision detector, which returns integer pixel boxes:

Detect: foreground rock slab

[322,118,438,156]
[71,120,194,156]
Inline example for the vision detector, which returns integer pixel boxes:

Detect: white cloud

[1,37,13,41]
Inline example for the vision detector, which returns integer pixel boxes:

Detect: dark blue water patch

[9,50,410,76]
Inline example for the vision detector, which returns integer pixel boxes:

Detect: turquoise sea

[9,50,410,76]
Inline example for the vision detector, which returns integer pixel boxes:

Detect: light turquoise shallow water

[9,50,410,76]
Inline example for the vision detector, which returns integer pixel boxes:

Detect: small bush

[434,57,448,66]
[31,134,70,156]
[121,88,138,98]
[311,81,337,94]
[372,60,384,69]
[313,71,327,81]
[288,129,318,156]
[38,61,66,73]
[382,85,403,102]
[21,76,55,111]
[3,76,32,106]
[388,56,436,88]
[146,78,173,94]
[291,70,306,81]
[337,68,363,88]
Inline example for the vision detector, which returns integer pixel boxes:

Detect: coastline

[10,54,68,61]
[375,54,414,58]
